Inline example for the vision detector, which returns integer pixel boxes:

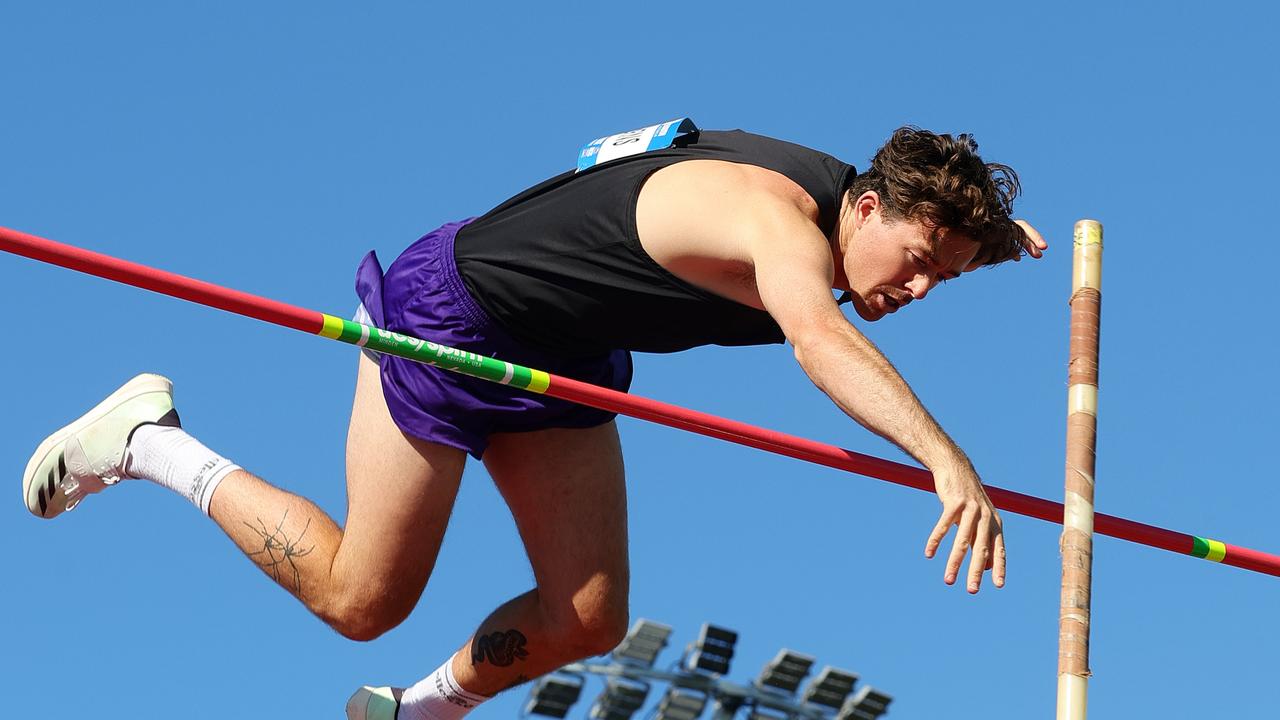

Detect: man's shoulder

[698,129,854,167]
[645,158,822,226]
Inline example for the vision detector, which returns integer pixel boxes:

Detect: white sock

[398,657,490,720]
[126,424,240,515]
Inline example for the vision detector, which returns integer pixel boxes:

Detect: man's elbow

[789,327,835,375]
[788,318,868,374]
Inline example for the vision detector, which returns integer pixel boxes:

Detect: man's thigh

[339,351,468,599]
[482,422,629,620]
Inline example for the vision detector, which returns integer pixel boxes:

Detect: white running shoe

[23,373,180,519]
[346,686,401,720]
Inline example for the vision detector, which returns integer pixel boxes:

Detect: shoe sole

[22,373,173,518]
[346,686,400,720]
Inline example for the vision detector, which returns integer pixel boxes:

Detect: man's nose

[906,273,934,300]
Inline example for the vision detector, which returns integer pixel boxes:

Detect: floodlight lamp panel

[853,686,892,707]
[838,686,893,720]
[685,622,738,676]
[604,677,650,702]
[698,623,739,647]
[774,649,815,672]
[812,666,858,689]
[525,700,571,718]
[631,618,674,639]
[525,674,585,718]
[688,651,731,676]
[655,688,708,720]
[757,649,816,693]
[803,666,859,709]
[590,676,650,720]
[614,633,669,667]
[615,619,672,658]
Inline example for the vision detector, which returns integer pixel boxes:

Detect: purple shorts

[354,219,633,459]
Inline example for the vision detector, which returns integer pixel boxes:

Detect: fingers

[924,505,958,560]
[946,508,978,588]
[1014,220,1048,258]
[967,514,993,593]
[928,504,1006,593]
[993,522,1006,588]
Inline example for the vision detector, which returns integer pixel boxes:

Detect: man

[22,123,1045,719]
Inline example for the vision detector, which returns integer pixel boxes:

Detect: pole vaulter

[3,224,1277,578]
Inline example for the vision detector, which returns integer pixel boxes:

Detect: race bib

[576,118,699,173]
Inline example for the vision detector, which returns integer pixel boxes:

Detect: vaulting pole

[1057,220,1103,720]
[3,224,1278,578]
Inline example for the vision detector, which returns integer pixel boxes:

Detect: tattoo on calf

[472,629,530,667]
[243,509,315,595]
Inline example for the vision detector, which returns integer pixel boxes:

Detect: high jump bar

[3,224,1276,578]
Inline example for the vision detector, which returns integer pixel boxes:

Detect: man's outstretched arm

[745,200,1005,593]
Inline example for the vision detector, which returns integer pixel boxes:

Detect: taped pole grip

[1057,219,1102,720]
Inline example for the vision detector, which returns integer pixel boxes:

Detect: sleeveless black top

[453,129,857,357]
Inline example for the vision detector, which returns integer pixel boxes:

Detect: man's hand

[924,461,1006,593]
[1012,219,1048,260]
[965,219,1049,270]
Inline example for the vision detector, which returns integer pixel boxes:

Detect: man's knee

[321,583,416,642]
[545,601,630,659]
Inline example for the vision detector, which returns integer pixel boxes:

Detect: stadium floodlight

[684,623,739,676]
[836,686,893,720]
[522,619,890,720]
[802,666,859,709]
[612,619,673,668]
[654,687,708,720]
[524,673,585,718]
[588,677,650,720]
[755,649,815,694]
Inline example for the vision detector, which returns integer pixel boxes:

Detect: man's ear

[854,191,880,228]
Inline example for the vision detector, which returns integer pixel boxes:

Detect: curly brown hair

[849,127,1026,267]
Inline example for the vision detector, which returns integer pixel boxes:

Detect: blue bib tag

[576,118,699,173]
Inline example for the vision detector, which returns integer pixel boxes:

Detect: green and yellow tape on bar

[1192,536,1228,563]
[317,313,550,393]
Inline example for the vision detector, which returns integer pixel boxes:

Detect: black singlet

[453,129,857,357]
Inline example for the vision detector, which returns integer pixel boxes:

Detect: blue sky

[3,2,1277,718]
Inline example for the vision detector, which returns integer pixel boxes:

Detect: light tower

[521,619,892,720]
